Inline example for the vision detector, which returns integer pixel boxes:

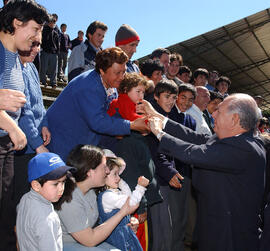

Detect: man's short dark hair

[60,23,67,29]
[215,76,231,87]
[178,65,191,76]
[178,83,197,99]
[150,48,170,59]
[47,14,56,24]
[193,68,209,79]
[86,20,107,38]
[52,13,58,21]
[0,0,49,34]
[140,59,164,78]
[209,90,224,102]
[154,80,178,97]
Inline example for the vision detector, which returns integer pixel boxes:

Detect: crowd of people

[0,1,270,251]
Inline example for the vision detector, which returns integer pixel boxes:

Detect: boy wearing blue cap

[16,152,74,251]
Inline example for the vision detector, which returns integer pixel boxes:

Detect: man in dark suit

[144,93,265,251]
[168,83,196,251]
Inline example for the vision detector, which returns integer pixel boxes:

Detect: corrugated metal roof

[140,8,270,110]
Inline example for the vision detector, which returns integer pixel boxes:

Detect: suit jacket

[260,193,270,251]
[169,105,196,177]
[158,119,266,251]
[146,100,177,186]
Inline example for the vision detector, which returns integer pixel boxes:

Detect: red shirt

[107,93,142,121]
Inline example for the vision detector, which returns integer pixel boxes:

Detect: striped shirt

[0,42,25,136]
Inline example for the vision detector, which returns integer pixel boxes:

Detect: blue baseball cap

[28,152,75,182]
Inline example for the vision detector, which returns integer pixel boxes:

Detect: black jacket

[114,132,162,214]
[41,25,60,54]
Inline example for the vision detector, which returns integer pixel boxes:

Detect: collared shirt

[126,60,140,73]
[187,104,212,135]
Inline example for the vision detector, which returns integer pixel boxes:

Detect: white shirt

[187,104,212,136]
[102,179,146,213]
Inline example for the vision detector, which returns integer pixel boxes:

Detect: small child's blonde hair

[106,157,126,175]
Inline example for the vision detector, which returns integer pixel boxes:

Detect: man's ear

[31,180,41,192]
[99,68,105,77]
[154,94,159,101]
[231,113,240,127]
[13,18,23,30]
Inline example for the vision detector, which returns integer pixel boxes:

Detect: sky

[1,0,269,60]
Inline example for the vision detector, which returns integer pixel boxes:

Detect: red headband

[115,35,140,46]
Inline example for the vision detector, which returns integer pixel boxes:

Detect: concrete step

[43,96,56,109]
[41,78,68,108]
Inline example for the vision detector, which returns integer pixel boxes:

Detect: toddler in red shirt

[107,73,151,121]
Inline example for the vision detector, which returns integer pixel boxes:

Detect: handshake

[135,100,165,137]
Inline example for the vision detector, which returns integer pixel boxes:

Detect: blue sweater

[18,63,48,154]
[47,70,130,160]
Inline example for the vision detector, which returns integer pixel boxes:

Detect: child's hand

[127,217,139,234]
[138,176,149,187]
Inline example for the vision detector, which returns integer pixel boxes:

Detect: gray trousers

[40,51,58,86]
[185,181,198,244]
[58,51,68,78]
[169,177,191,251]
[150,186,172,251]
[63,241,120,251]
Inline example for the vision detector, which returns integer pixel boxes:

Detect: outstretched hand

[140,100,165,120]
[148,117,163,136]
[130,116,150,134]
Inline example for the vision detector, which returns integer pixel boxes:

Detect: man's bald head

[212,93,261,139]
[194,86,210,111]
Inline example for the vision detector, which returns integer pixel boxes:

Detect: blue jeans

[63,241,120,251]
